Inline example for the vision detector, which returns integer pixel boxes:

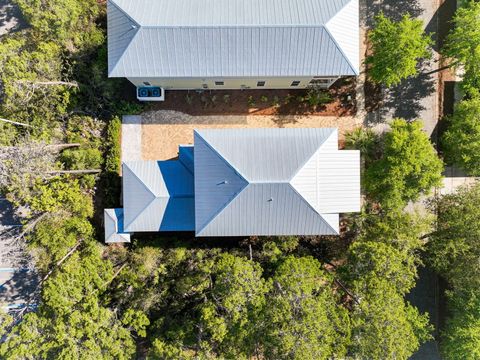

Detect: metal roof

[179,145,194,174]
[194,128,360,237]
[107,0,359,78]
[104,208,131,243]
[123,161,195,232]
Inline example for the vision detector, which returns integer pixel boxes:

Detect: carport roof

[107,0,359,78]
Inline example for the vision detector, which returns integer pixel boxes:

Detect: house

[107,0,360,100]
[105,128,360,241]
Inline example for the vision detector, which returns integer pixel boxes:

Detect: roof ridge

[139,24,329,29]
[288,129,337,182]
[324,0,359,75]
[287,183,338,235]
[107,0,141,76]
[194,131,249,235]
[122,163,157,230]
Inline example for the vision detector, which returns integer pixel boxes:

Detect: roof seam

[324,0,359,75]
[288,129,337,182]
[287,183,339,234]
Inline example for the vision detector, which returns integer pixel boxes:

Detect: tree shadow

[0,269,39,304]
[382,61,437,120]
[0,0,27,36]
[363,0,424,27]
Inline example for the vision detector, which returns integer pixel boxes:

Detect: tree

[349,284,432,359]
[366,13,432,87]
[0,242,143,359]
[354,208,432,261]
[261,256,350,360]
[199,253,268,359]
[342,241,432,359]
[426,183,480,360]
[441,291,480,360]
[443,1,480,94]
[442,95,480,175]
[0,36,71,142]
[364,119,443,209]
[345,127,381,166]
[15,0,104,51]
[427,183,480,293]
[28,214,94,272]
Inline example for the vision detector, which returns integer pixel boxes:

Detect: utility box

[136,86,165,101]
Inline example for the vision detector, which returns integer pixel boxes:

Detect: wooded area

[0,0,479,359]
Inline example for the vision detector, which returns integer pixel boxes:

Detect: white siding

[128,76,337,90]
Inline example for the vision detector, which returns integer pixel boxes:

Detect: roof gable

[104,208,131,243]
[123,161,194,232]
[325,0,360,74]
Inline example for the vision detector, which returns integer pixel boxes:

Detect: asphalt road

[0,198,38,312]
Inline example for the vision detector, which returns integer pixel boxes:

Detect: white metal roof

[194,128,360,237]
[104,208,131,243]
[107,0,359,78]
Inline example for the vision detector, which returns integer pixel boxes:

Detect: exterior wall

[127,76,339,90]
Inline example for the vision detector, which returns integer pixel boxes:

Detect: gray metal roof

[194,128,360,237]
[123,161,195,232]
[108,0,359,78]
[104,208,131,243]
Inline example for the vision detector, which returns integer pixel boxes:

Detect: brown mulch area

[149,78,357,117]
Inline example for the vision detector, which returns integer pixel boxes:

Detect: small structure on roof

[107,0,360,97]
[105,128,360,242]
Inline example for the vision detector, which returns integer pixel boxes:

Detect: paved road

[0,198,38,312]
[362,0,453,141]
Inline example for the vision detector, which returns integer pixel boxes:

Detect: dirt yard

[148,78,357,117]
[121,110,362,162]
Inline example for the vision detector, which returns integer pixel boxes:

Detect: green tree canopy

[442,95,480,175]
[443,0,480,94]
[15,0,104,51]
[364,119,443,209]
[262,256,350,360]
[427,183,480,292]
[426,183,480,360]
[342,241,432,359]
[0,241,143,360]
[366,13,432,87]
[441,290,480,360]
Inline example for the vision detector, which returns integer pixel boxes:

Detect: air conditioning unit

[137,86,165,101]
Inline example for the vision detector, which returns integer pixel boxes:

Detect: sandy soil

[135,110,362,160]
[149,79,357,117]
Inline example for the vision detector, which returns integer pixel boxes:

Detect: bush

[305,87,332,107]
[103,116,122,207]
